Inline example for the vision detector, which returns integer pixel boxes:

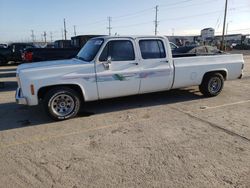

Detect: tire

[43,87,81,120]
[199,73,224,97]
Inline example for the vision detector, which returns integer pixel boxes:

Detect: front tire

[199,73,224,97]
[44,87,81,120]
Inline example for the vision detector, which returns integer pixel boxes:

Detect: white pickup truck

[16,36,244,120]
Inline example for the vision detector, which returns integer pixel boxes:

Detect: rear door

[95,39,141,99]
[137,38,173,93]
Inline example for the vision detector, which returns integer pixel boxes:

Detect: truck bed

[172,54,244,89]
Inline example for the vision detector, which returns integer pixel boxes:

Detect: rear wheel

[44,87,81,120]
[199,73,224,97]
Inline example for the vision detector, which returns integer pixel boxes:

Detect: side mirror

[107,56,112,64]
[103,56,112,69]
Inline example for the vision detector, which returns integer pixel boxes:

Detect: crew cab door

[137,38,173,93]
[95,39,140,99]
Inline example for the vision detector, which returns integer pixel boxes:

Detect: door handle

[160,60,169,63]
[130,62,138,65]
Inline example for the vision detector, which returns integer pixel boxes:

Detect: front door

[96,39,140,99]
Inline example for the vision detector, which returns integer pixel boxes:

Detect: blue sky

[0,0,249,42]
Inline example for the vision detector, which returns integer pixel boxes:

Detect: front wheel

[199,73,224,97]
[44,87,81,120]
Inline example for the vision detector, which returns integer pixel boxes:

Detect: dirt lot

[0,53,250,188]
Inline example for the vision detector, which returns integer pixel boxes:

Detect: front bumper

[15,87,28,105]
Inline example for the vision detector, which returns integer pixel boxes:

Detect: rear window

[139,40,166,59]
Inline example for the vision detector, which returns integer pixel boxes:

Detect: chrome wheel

[50,94,75,117]
[208,77,222,94]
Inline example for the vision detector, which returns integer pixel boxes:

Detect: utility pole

[31,30,35,42]
[61,29,64,40]
[73,25,77,36]
[50,32,53,42]
[154,5,159,35]
[221,0,228,50]
[107,17,112,35]
[43,31,47,43]
[64,18,67,40]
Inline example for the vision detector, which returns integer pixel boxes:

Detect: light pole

[225,21,232,51]
[221,0,228,51]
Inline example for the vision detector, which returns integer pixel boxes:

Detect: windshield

[76,38,104,62]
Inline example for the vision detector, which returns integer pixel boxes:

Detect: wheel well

[202,70,227,81]
[38,84,84,101]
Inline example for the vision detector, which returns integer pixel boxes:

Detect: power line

[78,1,193,28]
[159,0,193,7]
[110,6,248,32]
[111,0,219,24]
[162,10,221,22]
[113,21,152,29]
[83,19,107,26]
[161,0,219,11]
[112,7,154,21]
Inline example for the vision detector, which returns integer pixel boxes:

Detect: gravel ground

[0,53,249,188]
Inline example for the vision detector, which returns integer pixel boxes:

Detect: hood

[17,58,84,71]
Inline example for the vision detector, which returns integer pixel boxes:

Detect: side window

[99,40,135,61]
[139,40,166,59]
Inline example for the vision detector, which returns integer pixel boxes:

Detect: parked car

[0,43,36,65]
[16,36,244,120]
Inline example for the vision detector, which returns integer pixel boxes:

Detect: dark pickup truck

[22,48,80,62]
[22,35,103,63]
[0,43,36,65]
